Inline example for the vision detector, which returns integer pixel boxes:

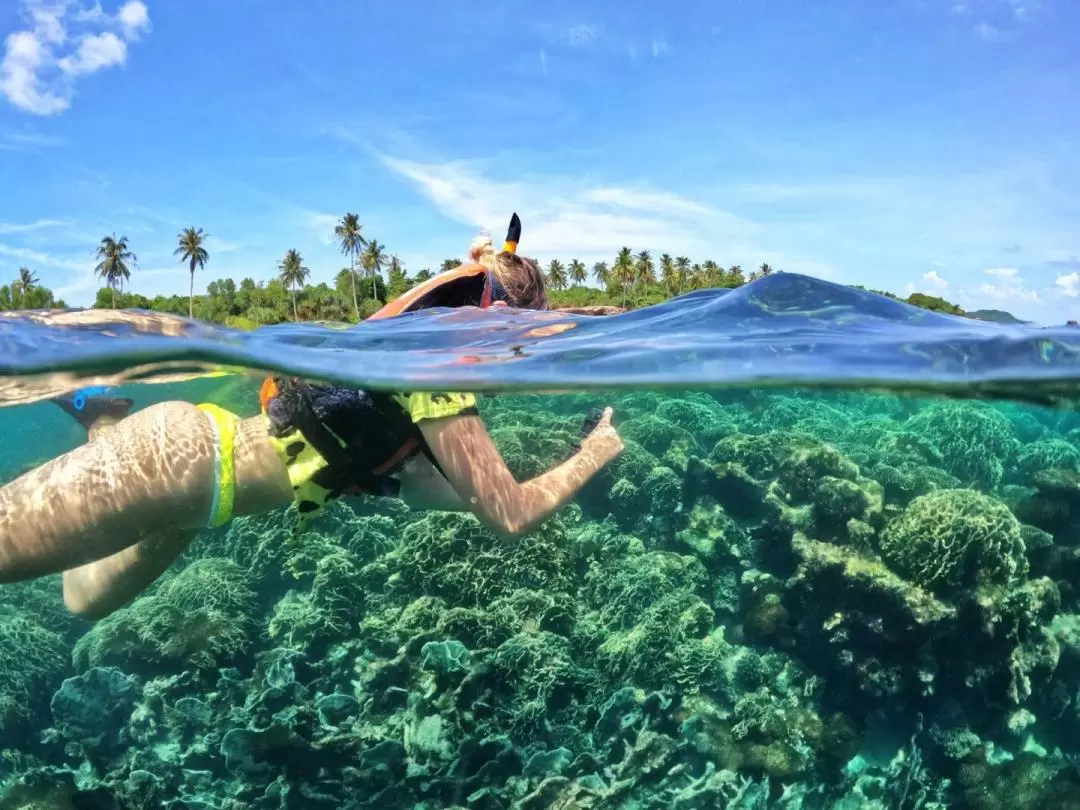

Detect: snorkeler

[0,216,625,619]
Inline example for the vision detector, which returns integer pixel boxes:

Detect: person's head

[491,251,548,311]
[467,231,547,310]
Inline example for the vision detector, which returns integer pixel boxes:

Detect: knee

[62,576,111,620]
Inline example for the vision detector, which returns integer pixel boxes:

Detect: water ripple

[1,274,1078,407]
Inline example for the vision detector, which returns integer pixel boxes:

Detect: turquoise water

[2,276,1080,808]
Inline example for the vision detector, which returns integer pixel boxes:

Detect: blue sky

[0,0,1077,322]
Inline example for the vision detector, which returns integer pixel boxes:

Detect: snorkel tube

[371,213,524,319]
[503,212,521,254]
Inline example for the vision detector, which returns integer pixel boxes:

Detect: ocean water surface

[2,274,1080,809]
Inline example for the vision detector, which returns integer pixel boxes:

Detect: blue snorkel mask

[70,386,115,412]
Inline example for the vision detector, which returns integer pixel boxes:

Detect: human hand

[581,406,623,463]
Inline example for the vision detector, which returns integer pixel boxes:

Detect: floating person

[0,215,625,620]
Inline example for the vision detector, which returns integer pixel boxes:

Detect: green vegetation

[92,234,135,308]
[970,308,1028,325]
[0,266,66,309]
[1,215,1015,325]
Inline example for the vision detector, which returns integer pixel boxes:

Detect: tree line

[1,216,970,327]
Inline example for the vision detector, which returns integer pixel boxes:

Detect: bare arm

[418,406,623,538]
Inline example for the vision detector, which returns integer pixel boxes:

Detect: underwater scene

[4,278,1080,809]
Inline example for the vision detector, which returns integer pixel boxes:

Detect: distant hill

[968,308,1026,325]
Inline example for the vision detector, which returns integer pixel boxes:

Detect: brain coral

[905,403,1017,491]
[880,489,1027,592]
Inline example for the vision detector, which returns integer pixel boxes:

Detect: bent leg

[62,527,198,619]
[0,401,218,583]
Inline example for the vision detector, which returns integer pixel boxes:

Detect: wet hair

[493,252,549,310]
[467,232,548,310]
[469,234,496,269]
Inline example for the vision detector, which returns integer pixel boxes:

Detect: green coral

[619,415,698,458]
[906,402,1018,490]
[391,512,571,607]
[489,422,577,480]
[580,550,725,690]
[655,398,733,446]
[1013,439,1080,480]
[880,489,1028,592]
[72,558,257,673]
[642,466,682,516]
[0,606,68,732]
[492,631,596,730]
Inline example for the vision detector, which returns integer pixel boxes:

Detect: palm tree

[634,250,656,288]
[333,213,366,320]
[726,265,745,286]
[613,247,635,306]
[545,259,567,291]
[674,256,691,295]
[17,266,37,294]
[759,262,774,277]
[278,249,310,321]
[568,259,587,286]
[592,261,610,288]
[361,239,386,302]
[659,254,675,294]
[440,258,461,273]
[387,255,409,298]
[15,266,38,306]
[174,226,209,317]
[701,260,721,287]
[94,234,136,308]
[690,262,705,289]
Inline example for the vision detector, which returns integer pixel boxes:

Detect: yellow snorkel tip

[503,212,521,254]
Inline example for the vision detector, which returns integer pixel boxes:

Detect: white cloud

[949,0,1039,18]
[904,270,949,296]
[975,273,1039,303]
[0,29,66,115]
[651,39,670,58]
[55,269,100,299]
[306,212,343,246]
[58,31,126,75]
[580,187,715,217]
[117,1,149,39]
[924,270,949,290]
[204,235,241,254]
[1056,273,1080,298]
[539,48,547,75]
[977,282,1038,302]
[565,24,598,47]
[1004,0,1036,20]
[947,0,1039,39]
[0,129,65,149]
[377,154,825,276]
[0,218,66,234]
[0,0,151,116]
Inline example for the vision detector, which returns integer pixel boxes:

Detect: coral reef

[3,389,1080,808]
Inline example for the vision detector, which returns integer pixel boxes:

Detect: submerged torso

[260,378,478,517]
